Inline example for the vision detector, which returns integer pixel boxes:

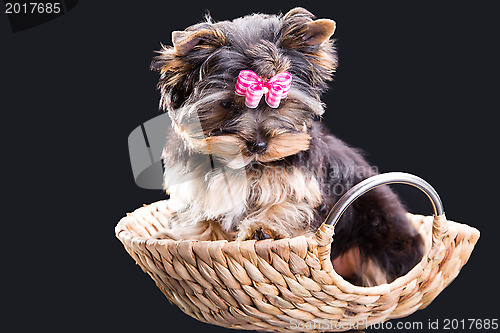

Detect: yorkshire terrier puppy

[151,8,424,286]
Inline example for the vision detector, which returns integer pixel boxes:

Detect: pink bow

[235,70,292,108]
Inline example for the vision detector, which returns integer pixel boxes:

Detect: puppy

[151,8,424,286]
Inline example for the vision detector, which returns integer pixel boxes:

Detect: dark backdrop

[2,1,497,332]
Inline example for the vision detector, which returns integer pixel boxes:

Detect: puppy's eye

[220,101,234,109]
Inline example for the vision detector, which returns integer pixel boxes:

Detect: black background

[2,1,498,332]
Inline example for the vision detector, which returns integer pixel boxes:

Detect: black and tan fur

[151,8,424,286]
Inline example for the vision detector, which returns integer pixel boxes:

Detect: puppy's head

[151,8,337,168]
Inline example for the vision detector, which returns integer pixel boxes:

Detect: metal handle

[324,172,445,229]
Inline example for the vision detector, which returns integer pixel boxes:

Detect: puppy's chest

[208,165,323,214]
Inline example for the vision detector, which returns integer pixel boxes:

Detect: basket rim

[115,200,480,296]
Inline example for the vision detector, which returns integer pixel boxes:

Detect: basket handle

[324,172,445,229]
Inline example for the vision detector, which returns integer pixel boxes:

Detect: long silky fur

[151,8,424,287]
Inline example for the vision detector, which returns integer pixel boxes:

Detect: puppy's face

[152,8,337,168]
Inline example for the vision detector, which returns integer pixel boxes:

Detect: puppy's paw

[251,227,274,241]
[237,224,279,241]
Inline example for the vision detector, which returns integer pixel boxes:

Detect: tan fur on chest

[246,166,322,211]
[236,166,323,240]
[164,161,322,240]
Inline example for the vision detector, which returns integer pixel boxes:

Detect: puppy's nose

[246,139,268,154]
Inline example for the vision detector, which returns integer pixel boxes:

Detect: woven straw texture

[115,200,479,332]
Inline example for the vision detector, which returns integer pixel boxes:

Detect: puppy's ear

[280,8,338,91]
[151,25,226,110]
[171,28,226,55]
[302,19,336,46]
[172,30,200,55]
[280,7,336,48]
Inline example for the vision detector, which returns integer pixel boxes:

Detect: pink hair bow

[235,70,292,108]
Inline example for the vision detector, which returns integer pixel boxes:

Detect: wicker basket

[115,172,480,332]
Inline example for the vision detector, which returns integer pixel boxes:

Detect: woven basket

[116,172,480,332]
